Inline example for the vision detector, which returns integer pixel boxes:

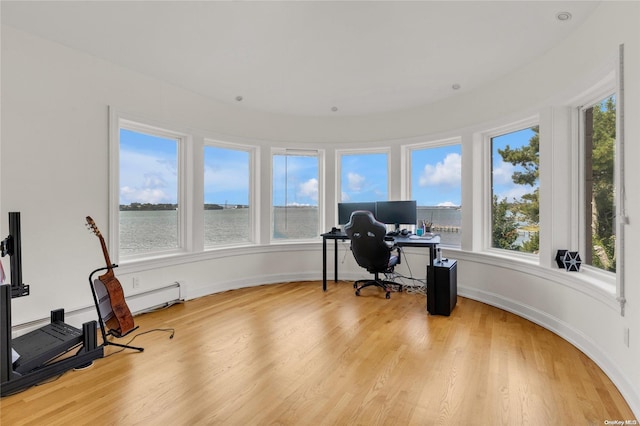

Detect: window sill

[115,241,319,275]
[443,248,619,313]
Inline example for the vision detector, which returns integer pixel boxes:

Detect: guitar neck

[98,235,113,268]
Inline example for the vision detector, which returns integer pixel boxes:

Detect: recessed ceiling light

[452,83,461,90]
[556,12,572,21]
[235,95,243,102]
[331,106,338,112]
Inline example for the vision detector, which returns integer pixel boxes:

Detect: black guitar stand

[88,265,144,353]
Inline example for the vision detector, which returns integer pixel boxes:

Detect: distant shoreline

[120,203,249,211]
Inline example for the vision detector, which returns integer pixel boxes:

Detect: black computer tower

[427,259,457,316]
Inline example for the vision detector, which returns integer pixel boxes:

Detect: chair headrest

[344,210,386,236]
[344,210,394,273]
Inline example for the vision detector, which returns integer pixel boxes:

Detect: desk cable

[388,247,427,296]
[339,239,351,265]
[338,241,427,295]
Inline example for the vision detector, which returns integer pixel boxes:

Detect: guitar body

[86,216,136,337]
[97,269,135,337]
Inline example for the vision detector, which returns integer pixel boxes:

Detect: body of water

[119,206,463,255]
[120,210,180,254]
[416,207,461,246]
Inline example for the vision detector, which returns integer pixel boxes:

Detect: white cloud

[492,161,515,185]
[120,186,172,204]
[143,172,168,189]
[492,160,535,201]
[347,172,365,191]
[419,153,461,187]
[437,201,458,207]
[298,178,318,202]
[495,185,529,202]
[120,149,177,204]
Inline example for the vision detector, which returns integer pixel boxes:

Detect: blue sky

[120,127,536,207]
[341,153,388,202]
[340,148,462,207]
[204,146,249,205]
[120,129,178,205]
[411,145,462,206]
[273,154,318,206]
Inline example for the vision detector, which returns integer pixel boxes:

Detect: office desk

[321,231,440,291]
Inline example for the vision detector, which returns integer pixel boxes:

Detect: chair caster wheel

[355,290,360,296]
[353,283,357,288]
[385,292,390,299]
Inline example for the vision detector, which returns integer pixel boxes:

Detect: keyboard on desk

[408,233,435,240]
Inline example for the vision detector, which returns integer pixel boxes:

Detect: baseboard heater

[126,282,183,315]
[11,282,183,338]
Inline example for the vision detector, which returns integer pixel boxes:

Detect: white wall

[1,1,638,416]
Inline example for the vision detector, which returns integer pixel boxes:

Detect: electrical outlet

[624,327,630,347]
[132,276,140,289]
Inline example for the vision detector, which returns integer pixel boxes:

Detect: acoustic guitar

[86,216,135,337]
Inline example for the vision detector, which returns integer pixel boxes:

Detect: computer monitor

[337,202,376,225]
[375,200,417,230]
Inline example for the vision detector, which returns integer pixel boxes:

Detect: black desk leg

[334,238,338,283]
[323,237,327,291]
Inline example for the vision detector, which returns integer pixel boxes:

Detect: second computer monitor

[375,200,417,230]
[337,202,377,225]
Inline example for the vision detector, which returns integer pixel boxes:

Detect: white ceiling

[2,1,601,117]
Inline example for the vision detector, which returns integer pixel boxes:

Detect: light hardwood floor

[1,281,636,425]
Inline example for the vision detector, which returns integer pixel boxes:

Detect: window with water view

[272,153,319,240]
[119,127,180,256]
[410,144,462,247]
[204,145,251,246]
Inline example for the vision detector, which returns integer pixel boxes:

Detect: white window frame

[270,148,324,242]
[571,71,619,284]
[481,115,540,258]
[402,137,463,247]
[402,136,462,199]
[109,108,191,263]
[203,139,259,248]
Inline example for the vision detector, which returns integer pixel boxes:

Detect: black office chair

[344,210,401,299]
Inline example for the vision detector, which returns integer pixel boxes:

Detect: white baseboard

[183,272,322,300]
[11,282,182,337]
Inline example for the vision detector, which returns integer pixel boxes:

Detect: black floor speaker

[427,259,457,316]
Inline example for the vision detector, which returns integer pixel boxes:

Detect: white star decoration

[563,251,582,272]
